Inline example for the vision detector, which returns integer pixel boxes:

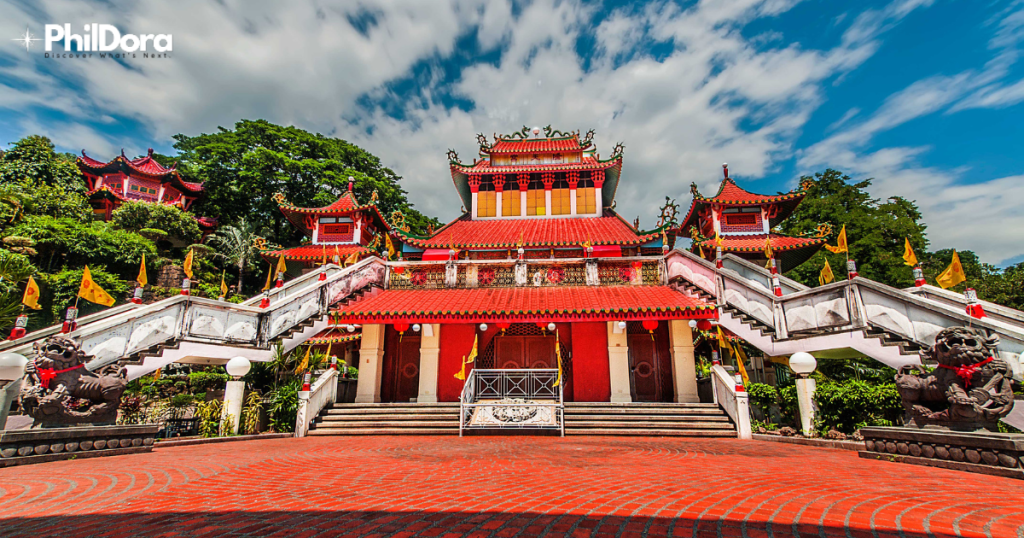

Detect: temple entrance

[477,323,573,400]
[626,321,671,402]
[381,331,421,402]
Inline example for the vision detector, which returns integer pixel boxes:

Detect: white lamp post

[789,352,817,436]
[222,356,251,435]
[0,352,28,429]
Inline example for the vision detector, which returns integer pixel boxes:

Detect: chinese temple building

[679,165,827,272]
[77,149,215,232]
[261,178,391,276]
[327,126,717,405]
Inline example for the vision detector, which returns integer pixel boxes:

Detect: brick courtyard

[0,436,1021,537]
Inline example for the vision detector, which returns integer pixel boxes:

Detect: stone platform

[860,426,1024,479]
[0,424,158,468]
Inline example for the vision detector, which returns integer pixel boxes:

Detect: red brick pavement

[0,436,1021,537]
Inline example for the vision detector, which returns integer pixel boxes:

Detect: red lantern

[696,319,712,331]
[536,322,547,329]
[496,322,511,330]
[642,320,659,333]
[394,322,410,334]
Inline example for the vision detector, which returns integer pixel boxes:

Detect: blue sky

[2,0,1023,265]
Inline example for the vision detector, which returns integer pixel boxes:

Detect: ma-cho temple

[5,125,1022,441]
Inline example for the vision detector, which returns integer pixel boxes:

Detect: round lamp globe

[226,356,252,378]
[788,352,817,376]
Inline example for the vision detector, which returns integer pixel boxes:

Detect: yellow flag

[716,326,731,353]
[345,250,359,266]
[698,244,705,258]
[454,334,478,381]
[262,261,274,291]
[152,368,161,381]
[78,266,115,307]
[825,225,847,254]
[276,253,288,276]
[182,248,194,279]
[465,334,478,364]
[136,254,148,287]
[936,250,966,289]
[714,231,723,247]
[321,245,328,266]
[763,236,773,260]
[385,233,396,260]
[734,342,750,385]
[553,331,563,387]
[819,259,834,286]
[294,345,311,375]
[516,231,524,248]
[220,271,228,298]
[22,275,41,310]
[903,238,918,266]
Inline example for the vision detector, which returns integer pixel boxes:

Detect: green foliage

[172,119,440,242]
[813,380,903,434]
[10,216,157,274]
[746,382,798,426]
[187,370,231,391]
[0,249,36,296]
[267,378,300,433]
[110,201,202,244]
[746,383,777,417]
[196,399,223,438]
[780,169,928,288]
[206,218,264,294]
[118,395,146,425]
[38,266,129,320]
[0,135,84,193]
[20,181,92,221]
[242,391,263,435]
[163,394,197,420]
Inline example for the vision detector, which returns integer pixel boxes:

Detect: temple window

[531,154,540,164]
[577,177,596,214]
[551,179,571,215]
[502,179,521,217]
[476,176,496,217]
[552,153,563,163]
[526,177,545,216]
[510,155,518,164]
[721,207,762,232]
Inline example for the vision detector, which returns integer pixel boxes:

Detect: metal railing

[295,368,339,437]
[459,368,564,436]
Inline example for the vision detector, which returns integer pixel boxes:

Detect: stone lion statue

[20,336,127,427]
[895,326,1014,431]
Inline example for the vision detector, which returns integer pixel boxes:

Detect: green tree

[9,216,157,274]
[779,169,928,288]
[110,200,202,245]
[38,265,129,321]
[0,135,84,193]
[206,218,264,293]
[171,119,439,243]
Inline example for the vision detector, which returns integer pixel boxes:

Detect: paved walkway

[0,436,1021,537]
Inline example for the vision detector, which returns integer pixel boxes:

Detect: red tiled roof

[261,244,372,262]
[277,191,389,238]
[488,137,584,154]
[306,327,361,345]
[400,214,658,249]
[77,149,205,193]
[452,155,619,175]
[698,178,804,205]
[695,233,826,252]
[332,285,715,323]
[85,185,126,201]
[195,216,218,229]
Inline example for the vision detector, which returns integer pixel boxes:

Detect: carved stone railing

[295,368,338,438]
[386,256,664,290]
[0,259,387,375]
[459,368,564,436]
[711,364,750,439]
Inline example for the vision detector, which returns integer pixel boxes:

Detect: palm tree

[205,218,263,294]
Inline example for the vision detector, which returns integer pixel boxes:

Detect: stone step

[308,428,458,435]
[314,421,460,429]
[564,409,726,417]
[565,429,737,437]
[565,402,719,408]
[563,414,731,422]
[322,408,458,416]
[318,414,458,422]
[565,421,735,429]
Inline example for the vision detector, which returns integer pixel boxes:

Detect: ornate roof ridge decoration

[689,177,807,205]
[474,125,597,154]
[448,154,623,174]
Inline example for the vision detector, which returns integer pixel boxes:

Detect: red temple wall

[570,322,610,402]
[437,324,478,402]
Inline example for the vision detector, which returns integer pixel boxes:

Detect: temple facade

[679,165,827,272]
[260,178,391,276]
[324,127,717,405]
[77,149,215,233]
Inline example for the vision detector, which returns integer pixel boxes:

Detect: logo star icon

[12,27,41,52]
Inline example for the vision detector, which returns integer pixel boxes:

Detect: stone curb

[0,446,152,468]
[753,433,864,451]
[154,433,294,448]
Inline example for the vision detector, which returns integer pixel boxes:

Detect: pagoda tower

[679,165,827,272]
[76,149,215,233]
[261,178,392,275]
[393,125,673,259]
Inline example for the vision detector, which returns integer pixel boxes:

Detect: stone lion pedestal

[859,327,1021,479]
[0,336,158,467]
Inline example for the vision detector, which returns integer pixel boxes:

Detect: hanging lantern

[496,322,511,332]
[642,320,659,333]
[394,322,410,334]
[536,322,548,329]
[696,319,712,331]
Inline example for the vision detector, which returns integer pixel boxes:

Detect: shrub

[813,380,903,434]
[188,371,230,391]
[267,379,300,433]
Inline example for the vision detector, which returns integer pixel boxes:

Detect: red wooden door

[525,336,555,368]
[496,336,526,369]
[393,335,421,402]
[494,336,555,369]
[627,334,660,402]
